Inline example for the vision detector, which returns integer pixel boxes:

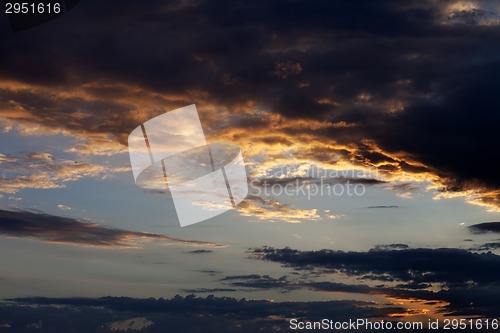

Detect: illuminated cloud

[0,0,498,213]
[57,204,73,211]
[237,195,320,223]
[0,152,108,194]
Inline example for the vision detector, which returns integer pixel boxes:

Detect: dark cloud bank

[0,295,436,333]
[0,0,499,206]
[250,244,500,318]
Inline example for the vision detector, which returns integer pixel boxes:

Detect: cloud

[220,274,295,292]
[236,195,320,223]
[0,0,498,211]
[185,249,214,254]
[4,292,478,332]
[0,209,223,248]
[469,222,500,234]
[271,60,303,79]
[0,152,108,194]
[57,204,73,211]
[250,176,386,188]
[364,206,399,209]
[472,242,500,251]
[371,244,409,250]
[7,294,406,324]
[251,246,500,285]
[179,288,237,293]
[250,245,500,317]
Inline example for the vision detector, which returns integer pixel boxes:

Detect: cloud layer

[250,244,500,317]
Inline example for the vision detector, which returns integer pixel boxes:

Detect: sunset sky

[1,0,500,331]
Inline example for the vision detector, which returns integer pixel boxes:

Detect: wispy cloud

[364,205,399,209]
[0,209,223,248]
[0,152,108,194]
[236,195,320,223]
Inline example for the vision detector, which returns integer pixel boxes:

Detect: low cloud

[8,295,405,323]
[250,245,500,317]
[364,206,399,209]
[220,274,295,292]
[251,246,500,285]
[469,222,500,234]
[185,249,214,254]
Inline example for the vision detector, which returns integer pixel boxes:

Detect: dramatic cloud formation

[251,246,500,285]
[0,152,108,193]
[250,245,500,317]
[2,1,500,330]
[0,0,499,211]
[0,209,223,248]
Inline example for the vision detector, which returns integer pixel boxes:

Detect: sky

[1,0,500,332]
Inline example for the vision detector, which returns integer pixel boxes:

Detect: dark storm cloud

[198,271,500,318]
[0,209,222,248]
[469,222,500,234]
[251,246,500,285]
[8,294,404,322]
[0,0,498,208]
[2,293,494,332]
[250,245,500,317]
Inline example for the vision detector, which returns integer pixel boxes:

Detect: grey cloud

[250,176,386,187]
[179,288,237,293]
[8,294,406,324]
[469,222,500,234]
[251,246,500,285]
[0,209,222,248]
[220,274,295,292]
[185,249,214,254]
[364,206,399,209]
